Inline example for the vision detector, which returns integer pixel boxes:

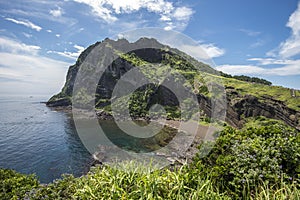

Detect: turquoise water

[0,95,93,183]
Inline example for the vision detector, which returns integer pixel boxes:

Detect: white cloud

[287,3,300,37]
[247,58,294,65]
[173,7,194,21]
[47,44,85,60]
[199,43,225,58]
[0,37,71,95]
[278,2,300,58]
[160,15,171,21]
[105,0,142,14]
[73,0,118,23]
[22,32,33,38]
[177,43,225,61]
[250,39,265,48]
[216,65,266,75]
[145,0,173,14]
[164,25,173,31]
[0,37,41,55]
[50,6,64,17]
[72,0,194,30]
[47,29,52,33]
[117,34,124,39]
[4,8,77,26]
[0,52,71,95]
[5,17,42,31]
[74,44,85,52]
[55,34,61,38]
[217,60,300,76]
[239,29,261,36]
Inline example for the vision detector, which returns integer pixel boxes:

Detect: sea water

[0,95,92,183]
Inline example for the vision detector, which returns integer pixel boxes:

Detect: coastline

[45,104,218,167]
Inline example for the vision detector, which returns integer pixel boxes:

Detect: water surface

[0,95,178,183]
[0,95,92,183]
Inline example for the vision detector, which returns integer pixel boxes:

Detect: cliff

[47,38,300,130]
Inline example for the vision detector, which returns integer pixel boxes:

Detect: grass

[71,163,227,200]
[249,182,300,200]
[1,162,299,200]
[221,76,299,111]
[199,72,300,111]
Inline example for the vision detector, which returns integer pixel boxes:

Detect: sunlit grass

[221,76,300,111]
[2,161,299,199]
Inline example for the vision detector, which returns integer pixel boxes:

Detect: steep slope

[47,38,300,130]
[47,38,215,106]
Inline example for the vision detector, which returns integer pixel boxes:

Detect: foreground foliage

[1,118,299,199]
[0,169,39,199]
[194,117,300,198]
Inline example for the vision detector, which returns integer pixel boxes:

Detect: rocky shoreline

[94,109,216,166]
[45,104,214,168]
[45,103,299,172]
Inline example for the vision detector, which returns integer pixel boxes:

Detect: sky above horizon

[0,0,299,96]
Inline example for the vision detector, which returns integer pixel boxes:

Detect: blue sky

[0,0,299,95]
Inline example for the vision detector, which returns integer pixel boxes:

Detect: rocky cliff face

[47,38,300,130]
[47,37,214,107]
[197,89,300,130]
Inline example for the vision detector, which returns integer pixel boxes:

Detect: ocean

[0,95,92,183]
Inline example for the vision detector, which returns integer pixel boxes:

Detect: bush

[28,174,78,199]
[194,118,300,196]
[25,164,229,200]
[0,169,39,200]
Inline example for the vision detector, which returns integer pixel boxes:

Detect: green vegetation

[120,52,148,66]
[73,88,94,108]
[162,52,197,72]
[47,92,71,105]
[194,117,300,198]
[99,52,199,120]
[0,169,39,200]
[1,118,299,199]
[220,72,272,86]
[129,85,155,118]
[201,73,300,111]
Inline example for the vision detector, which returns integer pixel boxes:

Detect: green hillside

[203,73,300,112]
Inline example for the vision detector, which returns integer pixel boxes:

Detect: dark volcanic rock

[47,37,214,107]
[231,95,299,129]
[47,37,300,130]
[46,97,71,107]
[96,110,113,120]
[197,89,300,130]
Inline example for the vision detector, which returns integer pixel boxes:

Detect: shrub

[194,118,300,196]
[0,169,39,200]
